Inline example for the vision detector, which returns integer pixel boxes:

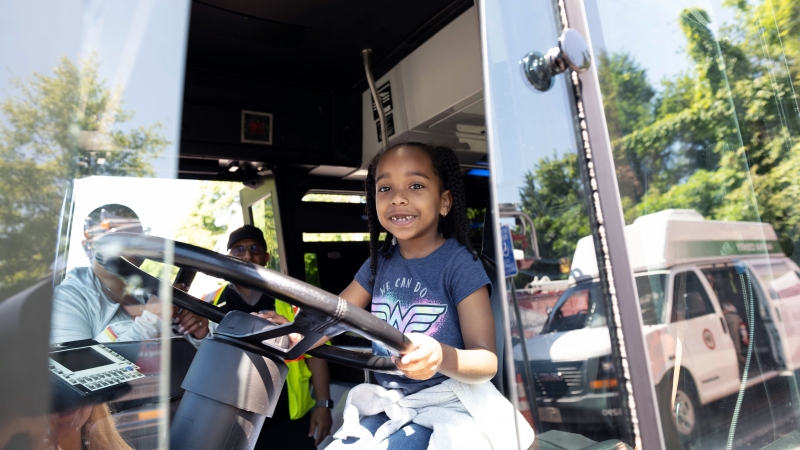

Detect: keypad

[51,345,142,391]
[77,368,144,389]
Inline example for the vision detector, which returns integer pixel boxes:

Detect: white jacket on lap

[333,379,534,450]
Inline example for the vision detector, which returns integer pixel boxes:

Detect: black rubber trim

[307,346,400,374]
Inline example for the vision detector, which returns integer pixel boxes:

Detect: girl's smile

[388,213,417,225]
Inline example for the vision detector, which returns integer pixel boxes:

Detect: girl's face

[374,146,452,246]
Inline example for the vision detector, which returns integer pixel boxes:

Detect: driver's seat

[479,209,508,395]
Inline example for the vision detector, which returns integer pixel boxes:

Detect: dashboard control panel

[50,341,144,393]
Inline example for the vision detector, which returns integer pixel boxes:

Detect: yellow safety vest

[210,285,316,420]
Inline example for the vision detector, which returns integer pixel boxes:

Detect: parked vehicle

[518,209,800,442]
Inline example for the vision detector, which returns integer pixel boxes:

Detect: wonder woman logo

[372,301,447,333]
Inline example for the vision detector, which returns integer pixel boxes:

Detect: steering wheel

[93,233,408,373]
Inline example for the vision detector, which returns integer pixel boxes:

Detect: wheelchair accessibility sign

[501,224,518,278]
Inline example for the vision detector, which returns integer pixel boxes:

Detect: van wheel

[658,370,701,448]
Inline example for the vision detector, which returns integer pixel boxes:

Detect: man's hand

[308,406,332,446]
[392,333,444,380]
[142,296,163,317]
[176,309,209,339]
[250,311,302,345]
[252,310,289,324]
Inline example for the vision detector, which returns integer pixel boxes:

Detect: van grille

[529,362,584,398]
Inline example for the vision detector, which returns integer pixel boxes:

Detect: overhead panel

[357,6,485,176]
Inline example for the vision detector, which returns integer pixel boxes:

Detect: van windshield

[542,283,605,333]
[544,274,667,333]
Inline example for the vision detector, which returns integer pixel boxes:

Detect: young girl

[324,142,534,449]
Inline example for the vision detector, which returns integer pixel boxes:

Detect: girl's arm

[394,285,497,384]
[339,279,373,309]
[305,279,373,349]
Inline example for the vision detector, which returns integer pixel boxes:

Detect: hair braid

[435,146,478,259]
[364,153,386,285]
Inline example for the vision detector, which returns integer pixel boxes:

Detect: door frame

[561,0,665,447]
[476,0,667,447]
[239,177,288,275]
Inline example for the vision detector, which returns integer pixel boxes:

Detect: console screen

[51,347,114,372]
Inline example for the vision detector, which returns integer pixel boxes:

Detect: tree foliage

[518,0,800,265]
[519,152,590,261]
[175,181,242,251]
[0,56,167,299]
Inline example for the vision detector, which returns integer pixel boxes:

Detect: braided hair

[364,142,477,285]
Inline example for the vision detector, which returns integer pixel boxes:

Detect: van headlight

[590,355,618,390]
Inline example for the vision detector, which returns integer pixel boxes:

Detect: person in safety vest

[203,225,333,449]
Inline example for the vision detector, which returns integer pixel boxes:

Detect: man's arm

[51,285,95,343]
[306,356,333,445]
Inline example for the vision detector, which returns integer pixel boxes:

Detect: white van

[518,209,800,441]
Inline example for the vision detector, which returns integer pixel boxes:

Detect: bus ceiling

[177,0,487,184]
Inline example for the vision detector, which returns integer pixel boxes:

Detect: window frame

[479,0,666,446]
[668,269,717,323]
[634,271,670,326]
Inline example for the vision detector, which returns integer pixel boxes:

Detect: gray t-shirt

[355,238,492,394]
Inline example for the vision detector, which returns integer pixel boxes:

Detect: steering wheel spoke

[215,311,325,361]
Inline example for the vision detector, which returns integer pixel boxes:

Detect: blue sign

[500,224,518,278]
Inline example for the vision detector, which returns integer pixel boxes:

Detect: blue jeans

[325,413,433,450]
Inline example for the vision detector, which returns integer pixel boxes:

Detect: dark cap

[227,225,267,250]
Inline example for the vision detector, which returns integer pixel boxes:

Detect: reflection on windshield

[0,1,189,449]
[0,54,166,301]
[592,0,800,445]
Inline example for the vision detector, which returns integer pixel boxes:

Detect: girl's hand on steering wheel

[392,333,444,381]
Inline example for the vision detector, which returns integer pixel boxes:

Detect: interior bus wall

[179,68,362,180]
[273,171,369,284]
[184,0,474,90]
[178,0,477,183]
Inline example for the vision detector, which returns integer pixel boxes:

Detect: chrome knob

[521,28,591,92]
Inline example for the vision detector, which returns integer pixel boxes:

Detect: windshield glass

[543,283,605,333]
[544,276,667,332]
[592,0,800,442]
[0,2,191,448]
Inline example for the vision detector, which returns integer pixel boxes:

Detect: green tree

[519,0,800,265]
[598,51,656,202]
[175,181,242,250]
[519,152,590,262]
[0,56,167,299]
[616,3,800,258]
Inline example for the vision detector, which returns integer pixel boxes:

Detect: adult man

[51,204,208,344]
[204,225,332,449]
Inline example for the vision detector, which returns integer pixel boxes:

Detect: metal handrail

[499,204,541,260]
[362,49,388,150]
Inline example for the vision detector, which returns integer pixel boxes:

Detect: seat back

[479,210,508,395]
